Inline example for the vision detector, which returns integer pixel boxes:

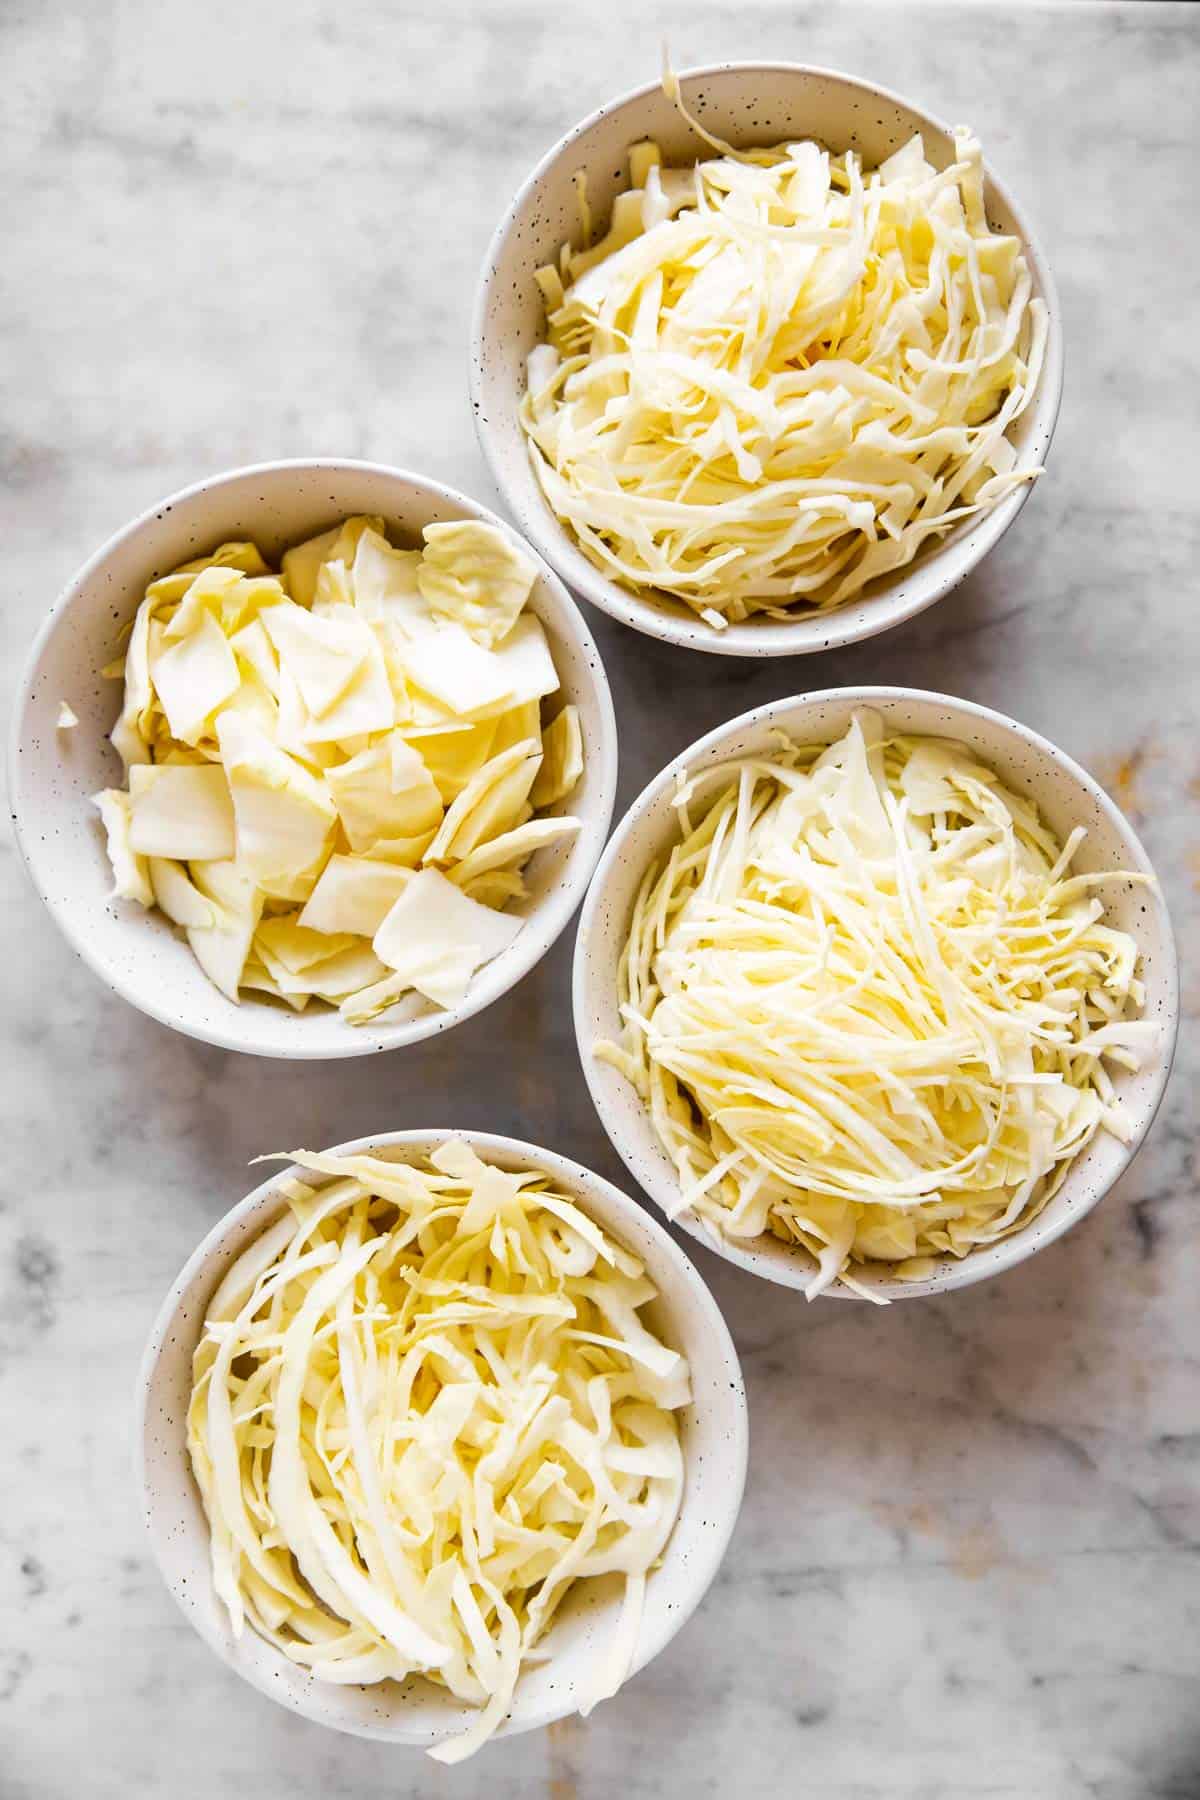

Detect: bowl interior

[12,461,616,1057]
[138,1131,747,1746]
[472,63,1062,657]
[575,689,1178,1298]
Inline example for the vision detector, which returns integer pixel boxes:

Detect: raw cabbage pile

[521,105,1046,629]
[187,1140,688,1762]
[93,517,583,1021]
[598,715,1156,1298]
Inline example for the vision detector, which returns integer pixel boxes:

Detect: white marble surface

[2,3,1198,1796]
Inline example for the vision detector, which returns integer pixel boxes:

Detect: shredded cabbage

[186,1140,688,1761]
[598,714,1156,1298]
[93,519,584,1021]
[521,91,1046,627]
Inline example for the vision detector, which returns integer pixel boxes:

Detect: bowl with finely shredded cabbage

[574,689,1177,1298]
[137,1129,747,1757]
[472,63,1063,656]
[10,460,618,1057]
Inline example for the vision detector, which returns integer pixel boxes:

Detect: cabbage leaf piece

[325,736,443,853]
[371,868,524,1009]
[215,712,335,900]
[93,789,153,906]
[128,764,236,860]
[417,520,538,648]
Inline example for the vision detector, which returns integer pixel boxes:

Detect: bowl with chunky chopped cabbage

[473,62,1062,655]
[11,460,618,1056]
[574,689,1177,1298]
[137,1129,747,1757]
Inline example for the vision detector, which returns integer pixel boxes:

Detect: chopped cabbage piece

[186,1142,687,1760]
[447,816,580,886]
[325,737,443,853]
[417,520,538,648]
[92,789,153,906]
[397,624,517,718]
[186,858,263,1000]
[350,527,429,636]
[148,606,241,744]
[424,739,542,865]
[127,764,235,860]
[261,602,378,722]
[216,713,335,897]
[298,855,413,937]
[373,868,524,1007]
[477,615,559,714]
[530,705,583,807]
[148,857,217,929]
[599,714,1154,1298]
[57,701,79,730]
[282,516,385,609]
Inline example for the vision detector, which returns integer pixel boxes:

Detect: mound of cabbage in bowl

[92,516,583,1022]
[187,1140,688,1761]
[521,104,1046,630]
[598,714,1157,1297]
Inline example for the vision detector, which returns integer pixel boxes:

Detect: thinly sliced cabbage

[94,517,581,1019]
[521,101,1046,627]
[599,714,1154,1297]
[187,1142,687,1762]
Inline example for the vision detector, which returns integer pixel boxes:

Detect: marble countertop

[3,3,1198,1796]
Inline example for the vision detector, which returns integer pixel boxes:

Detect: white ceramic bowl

[471,62,1063,659]
[10,460,618,1058]
[574,688,1178,1298]
[136,1128,748,1749]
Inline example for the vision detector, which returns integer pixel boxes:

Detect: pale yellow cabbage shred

[92,519,584,1021]
[521,124,1046,626]
[598,715,1156,1299]
[187,1142,688,1762]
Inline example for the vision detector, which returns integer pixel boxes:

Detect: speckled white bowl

[136,1128,748,1749]
[471,63,1063,659]
[10,460,618,1058]
[574,688,1178,1298]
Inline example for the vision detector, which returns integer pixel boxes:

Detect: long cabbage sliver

[521,112,1046,628]
[597,714,1157,1299]
[186,1142,688,1761]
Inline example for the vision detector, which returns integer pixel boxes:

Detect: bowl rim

[572,684,1180,1298]
[10,457,619,1060]
[134,1126,749,1746]
[469,60,1065,659]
